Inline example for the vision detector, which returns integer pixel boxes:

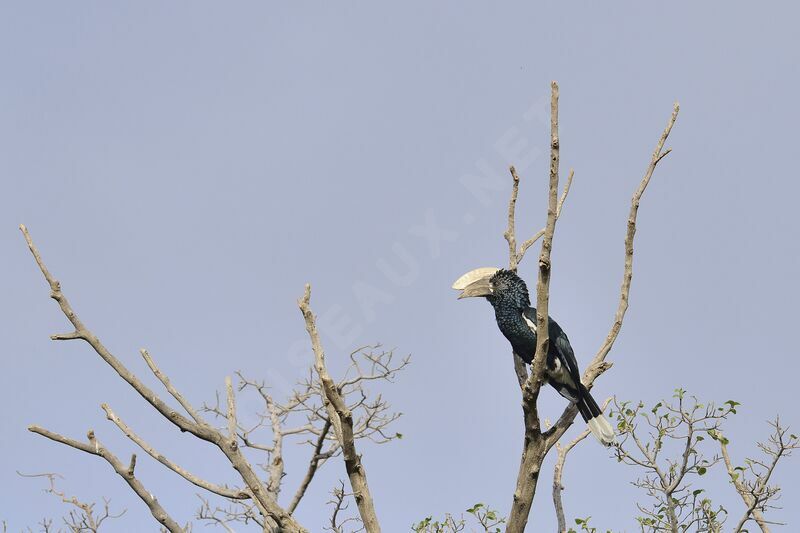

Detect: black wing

[522,307,583,386]
[549,319,583,388]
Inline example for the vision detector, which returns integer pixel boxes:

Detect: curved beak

[452,267,499,299]
[458,278,493,299]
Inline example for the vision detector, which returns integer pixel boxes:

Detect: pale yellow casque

[451,267,500,290]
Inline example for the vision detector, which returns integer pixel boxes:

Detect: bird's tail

[576,385,615,446]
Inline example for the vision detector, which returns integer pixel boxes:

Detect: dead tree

[20,227,406,532]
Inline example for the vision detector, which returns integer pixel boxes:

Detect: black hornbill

[453,267,614,445]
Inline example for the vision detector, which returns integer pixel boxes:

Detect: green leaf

[698,467,707,475]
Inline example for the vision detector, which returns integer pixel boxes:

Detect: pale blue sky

[2,2,799,531]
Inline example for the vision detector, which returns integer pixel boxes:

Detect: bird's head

[452,267,530,310]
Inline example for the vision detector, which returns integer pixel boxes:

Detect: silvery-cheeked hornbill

[453,267,615,446]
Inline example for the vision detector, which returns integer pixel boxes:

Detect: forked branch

[505,165,574,273]
[27,426,183,532]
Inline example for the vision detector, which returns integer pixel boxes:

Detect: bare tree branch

[20,225,211,440]
[262,389,285,498]
[721,418,798,533]
[288,418,333,514]
[721,437,770,533]
[298,285,381,533]
[225,377,238,442]
[588,102,681,372]
[505,165,574,273]
[140,349,204,425]
[552,398,611,533]
[196,495,264,533]
[27,426,183,532]
[101,403,249,500]
[20,225,306,532]
[544,102,680,449]
[197,349,404,520]
[325,481,365,533]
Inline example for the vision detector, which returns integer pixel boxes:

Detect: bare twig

[202,350,403,518]
[20,226,204,439]
[552,398,611,532]
[196,495,262,533]
[505,166,574,273]
[503,165,522,271]
[325,481,364,533]
[299,285,381,533]
[288,418,333,514]
[140,349,204,425]
[721,437,770,533]
[27,426,183,532]
[19,471,126,532]
[722,418,798,533]
[263,390,285,498]
[225,377,237,442]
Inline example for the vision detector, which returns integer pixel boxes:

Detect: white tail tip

[587,414,616,446]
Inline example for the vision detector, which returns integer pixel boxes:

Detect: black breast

[494,305,537,363]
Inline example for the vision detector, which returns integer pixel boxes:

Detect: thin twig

[225,377,237,442]
[515,168,574,268]
[552,399,611,533]
[140,349,204,425]
[288,419,333,514]
[505,167,574,273]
